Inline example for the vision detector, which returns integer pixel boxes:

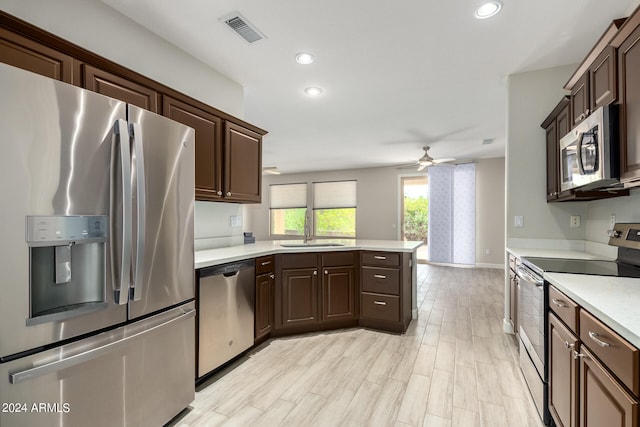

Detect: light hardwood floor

[170,264,543,427]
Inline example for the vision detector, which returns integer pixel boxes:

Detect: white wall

[245,160,506,265]
[0,0,244,117]
[476,157,506,266]
[506,64,587,241]
[585,191,640,243]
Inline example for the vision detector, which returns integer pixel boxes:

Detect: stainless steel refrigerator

[0,62,196,427]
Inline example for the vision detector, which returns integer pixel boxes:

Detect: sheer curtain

[427,163,476,265]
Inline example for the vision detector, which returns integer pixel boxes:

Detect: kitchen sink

[280,243,345,247]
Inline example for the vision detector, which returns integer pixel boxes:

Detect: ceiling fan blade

[433,157,456,164]
[417,164,427,171]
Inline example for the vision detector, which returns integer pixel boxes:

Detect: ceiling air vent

[220,12,266,44]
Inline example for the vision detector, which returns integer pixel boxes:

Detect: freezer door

[127,105,195,320]
[0,63,127,358]
[0,302,195,427]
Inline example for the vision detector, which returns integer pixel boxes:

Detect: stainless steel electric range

[516,223,640,426]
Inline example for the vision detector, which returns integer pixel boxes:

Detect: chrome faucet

[303,210,312,243]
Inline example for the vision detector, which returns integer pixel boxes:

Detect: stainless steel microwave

[559,105,620,192]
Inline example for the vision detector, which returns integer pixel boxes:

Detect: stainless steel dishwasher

[197,259,255,378]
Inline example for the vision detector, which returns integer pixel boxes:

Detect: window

[270,183,307,236]
[313,181,356,238]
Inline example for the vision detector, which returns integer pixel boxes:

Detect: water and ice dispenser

[26,216,108,325]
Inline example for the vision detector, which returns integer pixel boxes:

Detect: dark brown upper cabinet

[614,17,640,186]
[565,19,626,127]
[541,98,570,201]
[570,73,590,126]
[81,64,159,113]
[163,95,224,201]
[224,122,262,203]
[590,46,618,110]
[0,27,72,83]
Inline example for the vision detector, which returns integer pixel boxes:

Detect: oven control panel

[608,223,640,249]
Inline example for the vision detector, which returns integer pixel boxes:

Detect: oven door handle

[516,266,543,286]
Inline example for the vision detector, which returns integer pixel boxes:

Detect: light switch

[514,216,524,227]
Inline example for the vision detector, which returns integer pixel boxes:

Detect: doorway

[401,176,428,263]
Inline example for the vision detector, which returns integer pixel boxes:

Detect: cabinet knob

[217,190,222,196]
[313,270,317,275]
[573,350,587,360]
[324,270,328,275]
[564,341,575,350]
[226,192,232,197]
[269,274,275,279]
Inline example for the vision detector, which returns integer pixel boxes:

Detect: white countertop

[506,247,613,260]
[195,239,423,269]
[545,272,640,348]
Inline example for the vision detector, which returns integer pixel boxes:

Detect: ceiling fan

[412,146,456,171]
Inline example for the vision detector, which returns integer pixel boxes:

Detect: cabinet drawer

[361,266,400,295]
[580,309,640,396]
[549,286,579,333]
[255,255,274,275]
[321,251,356,267]
[361,251,400,267]
[281,253,318,269]
[361,293,400,323]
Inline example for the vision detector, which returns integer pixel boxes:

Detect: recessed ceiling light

[295,52,315,65]
[304,87,323,96]
[474,1,502,19]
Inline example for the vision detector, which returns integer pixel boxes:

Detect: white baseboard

[475,262,505,269]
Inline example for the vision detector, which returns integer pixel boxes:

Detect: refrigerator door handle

[8,308,196,385]
[130,122,146,302]
[112,119,132,305]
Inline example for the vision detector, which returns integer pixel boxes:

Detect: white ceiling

[101,0,639,174]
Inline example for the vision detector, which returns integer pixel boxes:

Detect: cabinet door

[571,73,590,126]
[322,266,355,322]
[618,24,640,183]
[0,27,73,83]
[224,122,262,203]
[579,345,638,427]
[549,314,579,427]
[590,46,617,110]
[545,120,559,201]
[281,267,318,328]
[82,64,158,112]
[255,272,274,340]
[163,96,223,201]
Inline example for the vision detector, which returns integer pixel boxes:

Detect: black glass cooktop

[522,257,640,278]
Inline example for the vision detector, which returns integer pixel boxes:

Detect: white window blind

[270,183,307,209]
[313,181,357,209]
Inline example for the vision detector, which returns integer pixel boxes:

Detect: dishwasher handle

[200,259,255,278]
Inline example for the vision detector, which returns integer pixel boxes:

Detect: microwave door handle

[130,122,146,302]
[577,132,587,175]
[111,119,132,305]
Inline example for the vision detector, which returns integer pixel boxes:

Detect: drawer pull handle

[373,301,387,306]
[588,331,611,348]
[261,261,272,266]
[374,274,387,279]
[552,298,567,308]
[374,256,386,260]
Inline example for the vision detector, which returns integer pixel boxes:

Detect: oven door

[517,264,550,424]
[517,264,545,372]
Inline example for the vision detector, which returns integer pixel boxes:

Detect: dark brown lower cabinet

[580,345,638,427]
[255,272,274,340]
[322,266,355,321]
[281,267,319,328]
[549,313,579,427]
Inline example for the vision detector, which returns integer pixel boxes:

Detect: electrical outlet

[570,215,581,228]
[230,215,242,227]
[610,214,616,229]
[514,216,524,227]
[485,248,491,255]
